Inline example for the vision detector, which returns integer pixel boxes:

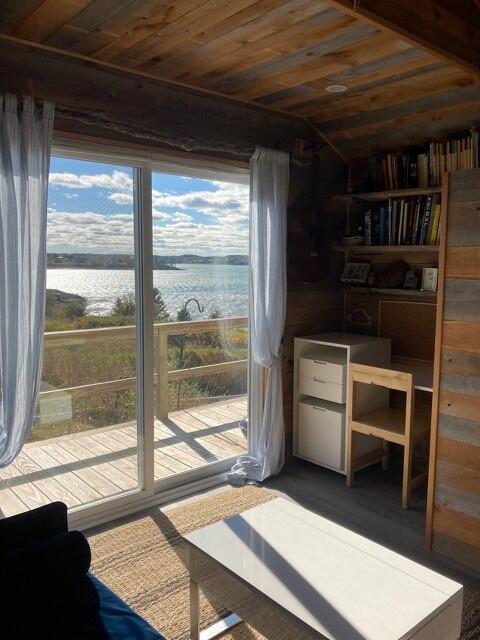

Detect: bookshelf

[333,186,442,203]
[333,245,439,254]
[341,286,436,301]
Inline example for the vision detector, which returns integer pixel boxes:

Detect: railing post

[156,325,169,421]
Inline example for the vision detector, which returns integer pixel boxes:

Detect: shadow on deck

[0,397,247,518]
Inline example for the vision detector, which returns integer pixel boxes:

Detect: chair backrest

[350,363,413,392]
[349,363,414,438]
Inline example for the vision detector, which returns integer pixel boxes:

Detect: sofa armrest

[0,501,68,550]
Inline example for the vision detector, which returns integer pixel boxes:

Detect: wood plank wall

[431,170,480,571]
[283,147,346,457]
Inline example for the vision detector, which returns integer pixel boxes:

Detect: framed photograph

[340,262,370,284]
[421,267,438,292]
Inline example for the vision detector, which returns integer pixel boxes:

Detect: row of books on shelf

[363,127,479,191]
[364,195,441,246]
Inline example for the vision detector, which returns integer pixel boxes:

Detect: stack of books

[363,127,479,191]
[364,194,441,246]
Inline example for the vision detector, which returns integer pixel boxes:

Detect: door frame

[47,139,259,530]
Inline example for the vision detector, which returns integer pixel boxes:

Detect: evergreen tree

[113,293,135,317]
[153,287,169,321]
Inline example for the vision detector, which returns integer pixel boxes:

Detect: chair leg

[346,429,355,488]
[402,443,413,509]
[381,440,390,471]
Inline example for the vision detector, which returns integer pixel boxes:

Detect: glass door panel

[0,155,143,516]
[150,170,250,483]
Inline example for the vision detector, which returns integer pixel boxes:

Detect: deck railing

[41,317,248,421]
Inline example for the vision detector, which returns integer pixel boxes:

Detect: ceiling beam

[323,0,480,80]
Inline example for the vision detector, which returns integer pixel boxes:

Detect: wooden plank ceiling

[2,0,480,160]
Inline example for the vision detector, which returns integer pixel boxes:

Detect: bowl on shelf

[339,235,365,246]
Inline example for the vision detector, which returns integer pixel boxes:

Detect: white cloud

[151,181,249,220]
[108,192,133,205]
[65,193,79,199]
[49,170,133,192]
[46,208,248,255]
[46,175,249,255]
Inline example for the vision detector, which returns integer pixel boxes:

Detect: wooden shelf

[332,244,439,254]
[333,186,442,202]
[342,286,436,301]
[391,356,434,392]
[352,406,431,444]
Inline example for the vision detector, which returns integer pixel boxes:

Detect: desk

[391,356,434,392]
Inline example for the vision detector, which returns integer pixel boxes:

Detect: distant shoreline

[47,265,182,271]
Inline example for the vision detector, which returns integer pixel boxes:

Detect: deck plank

[40,443,115,504]
[0,488,30,517]
[1,397,247,517]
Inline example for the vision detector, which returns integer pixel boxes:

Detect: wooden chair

[346,363,430,509]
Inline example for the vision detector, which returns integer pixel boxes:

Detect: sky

[47,156,249,256]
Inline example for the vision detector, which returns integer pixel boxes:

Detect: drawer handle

[313,377,327,383]
[313,406,326,412]
[314,360,328,365]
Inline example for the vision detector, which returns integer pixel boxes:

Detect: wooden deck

[0,397,247,518]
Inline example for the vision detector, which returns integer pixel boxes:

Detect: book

[361,126,479,191]
[364,209,372,245]
[379,204,387,245]
[419,196,433,245]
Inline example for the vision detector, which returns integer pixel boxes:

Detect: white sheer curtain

[229,146,289,483]
[0,94,55,466]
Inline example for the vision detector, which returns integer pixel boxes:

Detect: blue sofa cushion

[91,574,165,640]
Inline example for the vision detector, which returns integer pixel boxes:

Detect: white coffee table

[184,497,463,640]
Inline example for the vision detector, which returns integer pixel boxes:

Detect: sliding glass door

[0,142,254,523]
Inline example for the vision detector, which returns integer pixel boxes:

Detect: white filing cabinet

[293,332,391,474]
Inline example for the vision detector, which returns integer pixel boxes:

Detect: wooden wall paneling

[379,301,436,361]
[11,0,92,42]
[149,4,348,84]
[1,2,479,161]
[426,172,449,547]
[0,38,310,158]
[267,50,439,111]
[0,0,45,32]
[321,0,480,77]
[282,146,347,458]
[426,170,480,569]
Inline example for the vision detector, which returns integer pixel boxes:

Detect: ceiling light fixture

[326,84,348,93]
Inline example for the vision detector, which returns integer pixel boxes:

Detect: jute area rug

[89,485,479,640]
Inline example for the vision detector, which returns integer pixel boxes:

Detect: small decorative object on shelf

[374,260,409,289]
[403,269,419,290]
[421,267,438,292]
[340,262,370,284]
[339,235,364,246]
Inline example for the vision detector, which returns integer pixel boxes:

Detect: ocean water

[47,263,249,319]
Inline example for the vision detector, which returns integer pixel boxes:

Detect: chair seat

[351,406,431,445]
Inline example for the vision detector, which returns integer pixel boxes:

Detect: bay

[47,263,248,319]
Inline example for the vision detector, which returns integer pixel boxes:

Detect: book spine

[364,209,372,245]
[420,196,433,245]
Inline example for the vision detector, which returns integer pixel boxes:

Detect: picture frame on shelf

[421,267,438,292]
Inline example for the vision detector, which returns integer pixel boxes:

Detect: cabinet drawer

[299,356,346,385]
[297,400,345,470]
[299,375,345,404]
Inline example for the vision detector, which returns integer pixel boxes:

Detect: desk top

[297,332,391,349]
[392,356,434,392]
[185,498,462,640]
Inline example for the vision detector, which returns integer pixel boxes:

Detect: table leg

[190,577,200,640]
